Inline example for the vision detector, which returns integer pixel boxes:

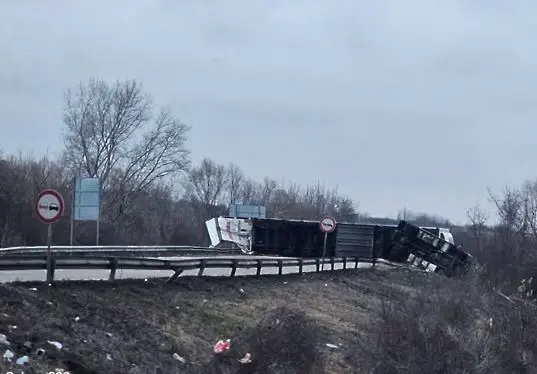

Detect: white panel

[205,218,221,247]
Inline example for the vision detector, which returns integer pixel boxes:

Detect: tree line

[0,79,363,248]
[0,78,535,289]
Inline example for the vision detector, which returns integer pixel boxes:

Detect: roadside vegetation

[1,78,537,373]
[0,269,535,373]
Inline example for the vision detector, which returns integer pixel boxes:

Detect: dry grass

[198,306,325,374]
[357,272,537,374]
[0,268,535,373]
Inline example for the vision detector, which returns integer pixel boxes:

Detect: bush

[360,276,537,374]
[200,306,325,374]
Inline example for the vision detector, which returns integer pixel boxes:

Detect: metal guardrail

[0,254,392,283]
[0,245,213,251]
[0,245,237,257]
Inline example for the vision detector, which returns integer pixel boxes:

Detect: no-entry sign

[35,189,64,224]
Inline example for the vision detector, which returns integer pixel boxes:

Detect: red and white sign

[35,189,64,224]
[319,216,337,233]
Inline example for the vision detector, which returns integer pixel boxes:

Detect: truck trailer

[205,217,477,277]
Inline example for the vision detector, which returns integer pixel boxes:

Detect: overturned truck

[205,217,477,277]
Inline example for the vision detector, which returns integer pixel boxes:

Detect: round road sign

[319,216,337,233]
[35,189,64,224]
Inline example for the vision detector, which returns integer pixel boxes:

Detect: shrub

[360,276,537,374]
[200,306,325,374]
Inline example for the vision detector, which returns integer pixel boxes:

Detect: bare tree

[226,163,244,204]
[184,158,228,219]
[240,178,262,205]
[488,187,525,237]
[466,203,489,256]
[259,178,278,206]
[333,197,358,222]
[254,180,358,221]
[62,78,190,220]
[270,183,300,218]
[0,154,71,246]
[299,182,343,219]
[519,180,537,241]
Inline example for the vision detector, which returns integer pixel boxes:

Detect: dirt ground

[0,267,535,374]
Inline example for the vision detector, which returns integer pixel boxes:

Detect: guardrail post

[315,258,320,272]
[342,257,347,270]
[277,260,283,275]
[230,260,237,277]
[46,256,55,284]
[372,256,377,269]
[298,259,303,275]
[330,257,335,271]
[108,258,118,281]
[355,258,359,269]
[198,259,206,276]
[256,260,262,276]
[166,268,183,283]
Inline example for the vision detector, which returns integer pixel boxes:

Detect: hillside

[0,268,536,374]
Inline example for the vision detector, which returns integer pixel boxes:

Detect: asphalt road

[0,255,377,282]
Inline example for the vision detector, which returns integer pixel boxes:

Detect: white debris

[3,349,14,361]
[324,283,328,287]
[239,352,252,364]
[8,325,17,331]
[47,341,63,350]
[239,288,245,294]
[29,288,38,291]
[105,332,113,337]
[144,278,148,282]
[16,355,29,365]
[0,334,10,345]
[326,343,339,349]
[74,316,80,322]
[172,353,186,363]
[106,353,113,360]
[46,301,54,305]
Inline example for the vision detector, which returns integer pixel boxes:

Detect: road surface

[0,255,379,282]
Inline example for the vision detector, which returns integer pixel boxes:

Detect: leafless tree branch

[61,78,190,222]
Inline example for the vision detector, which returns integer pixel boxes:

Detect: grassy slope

[0,267,536,374]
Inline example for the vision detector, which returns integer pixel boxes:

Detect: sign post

[35,189,64,283]
[319,216,337,271]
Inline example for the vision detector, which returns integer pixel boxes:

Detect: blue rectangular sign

[73,177,101,221]
[76,177,100,192]
[228,204,266,218]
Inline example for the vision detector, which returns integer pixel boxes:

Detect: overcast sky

[1,0,535,223]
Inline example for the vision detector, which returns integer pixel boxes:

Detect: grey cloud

[1,0,537,222]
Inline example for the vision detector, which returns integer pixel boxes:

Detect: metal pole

[47,224,52,257]
[321,232,328,271]
[69,177,75,246]
[46,224,53,283]
[96,213,100,246]
[96,178,101,246]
